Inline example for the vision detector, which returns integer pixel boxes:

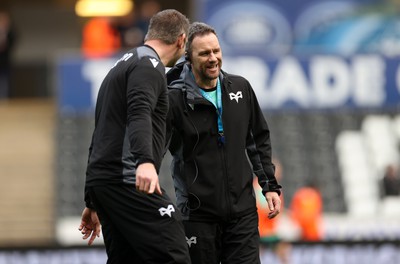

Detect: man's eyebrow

[198,50,211,55]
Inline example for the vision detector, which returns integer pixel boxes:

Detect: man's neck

[145,40,175,67]
[193,74,217,89]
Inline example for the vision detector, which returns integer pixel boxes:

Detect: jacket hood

[166,60,186,86]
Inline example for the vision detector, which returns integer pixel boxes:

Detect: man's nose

[209,52,217,61]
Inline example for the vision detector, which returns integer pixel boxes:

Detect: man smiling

[166,22,282,264]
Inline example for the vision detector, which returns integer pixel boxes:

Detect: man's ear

[177,33,186,49]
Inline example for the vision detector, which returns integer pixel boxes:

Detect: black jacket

[167,63,281,222]
[85,46,168,208]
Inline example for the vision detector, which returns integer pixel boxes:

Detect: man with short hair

[166,22,282,264]
[79,9,191,264]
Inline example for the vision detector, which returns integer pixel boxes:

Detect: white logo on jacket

[158,204,175,217]
[112,53,133,68]
[186,236,197,247]
[149,58,159,68]
[229,91,243,103]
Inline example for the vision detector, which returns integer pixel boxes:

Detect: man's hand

[136,162,162,195]
[78,207,101,245]
[265,192,281,219]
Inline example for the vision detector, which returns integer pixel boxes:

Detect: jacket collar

[168,62,227,103]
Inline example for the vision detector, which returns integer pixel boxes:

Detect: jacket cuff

[136,158,154,166]
[85,200,96,210]
[84,188,96,210]
[262,184,282,196]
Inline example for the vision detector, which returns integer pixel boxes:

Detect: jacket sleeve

[165,90,175,154]
[84,136,95,208]
[245,81,282,196]
[84,187,95,209]
[165,89,183,155]
[165,89,186,197]
[127,61,165,166]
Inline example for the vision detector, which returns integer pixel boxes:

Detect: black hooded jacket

[166,62,281,222]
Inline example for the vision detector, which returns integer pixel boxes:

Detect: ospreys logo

[158,204,175,217]
[186,236,197,247]
[229,91,243,103]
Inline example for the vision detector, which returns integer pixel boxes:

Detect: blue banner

[56,0,400,112]
[223,54,400,110]
[56,53,400,111]
[196,0,400,110]
[56,56,115,114]
[199,0,394,56]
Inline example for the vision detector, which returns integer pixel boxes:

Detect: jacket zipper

[219,144,232,220]
[188,88,232,219]
[218,90,232,220]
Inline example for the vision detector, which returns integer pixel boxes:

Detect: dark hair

[144,9,189,45]
[185,22,217,61]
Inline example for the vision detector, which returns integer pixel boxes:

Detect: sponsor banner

[223,54,400,110]
[198,0,400,110]
[0,243,399,264]
[200,0,397,57]
[56,0,400,112]
[56,54,400,112]
[0,247,107,264]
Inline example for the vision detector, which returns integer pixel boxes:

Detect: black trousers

[88,185,191,264]
[184,210,261,264]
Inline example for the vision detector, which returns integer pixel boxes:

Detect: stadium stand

[336,131,379,216]
[55,109,400,222]
[56,114,94,217]
[335,113,400,218]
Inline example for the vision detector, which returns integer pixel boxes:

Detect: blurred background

[0,0,400,263]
